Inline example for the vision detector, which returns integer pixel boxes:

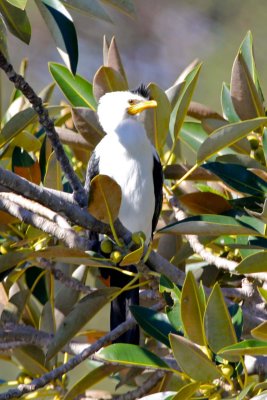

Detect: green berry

[100,239,113,254]
[110,251,122,264]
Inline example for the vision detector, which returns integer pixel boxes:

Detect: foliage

[0,14,266,400]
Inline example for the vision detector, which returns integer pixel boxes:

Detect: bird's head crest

[131,84,150,99]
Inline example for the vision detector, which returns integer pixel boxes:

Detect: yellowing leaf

[88,174,122,224]
[120,240,144,266]
[251,321,267,341]
[180,192,232,214]
[14,161,41,185]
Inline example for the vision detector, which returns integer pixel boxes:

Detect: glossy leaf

[181,272,206,345]
[0,1,31,44]
[107,36,128,84]
[6,0,28,9]
[130,306,177,347]
[258,287,267,303]
[97,343,171,370]
[159,214,260,236]
[180,192,232,214]
[159,275,183,332]
[218,339,267,357]
[62,0,112,22]
[165,81,186,110]
[171,64,202,142]
[63,364,121,400]
[11,131,41,153]
[46,287,118,360]
[72,107,104,147]
[197,117,267,163]
[170,334,222,382]
[203,162,267,196]
[88,174,122,224]
[236,251,267,274]
[0,108,37,149]
[93,65,128,101]
[44,151,62,191]
[204,283,237,359]
[36,0,78,74]
[221,82,240,123]
[230,52,264,120]
[120,240,144,266]
[49,62,97,109]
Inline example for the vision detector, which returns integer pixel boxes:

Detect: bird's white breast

[94,120,155,242]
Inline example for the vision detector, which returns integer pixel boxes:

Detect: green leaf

[63,364,121,400]
[221,82,240,123]
[13,346,48,376]
[49,62,97,109]
[61,0,112,22]
[170,64,202,142]
[218,339,267,357]
[228,303,243,341]
[171,382,200,400]
[36,0,78,74]
[0,1,31,44]
[0,107,37,149]
[97,343,171,370]
[145,83,171,152]
[165,81,186,111]
[72,107,104,147]
[181,272,206,346]
[159,214,261,236]
[204,283,238,360]
[169,334,222,382]
[46,288,118,360]
[0,17,9,59]
[11,131,41,153]
[44,151,62,190]
[101,0,135,17]
[236,251,267,273]
[203,162,267,196]
[6,0,28,9]
[159,275,183,332]
[197,117,267,164]
[93,65,128,101]
[130,306,177,347]
[258,287,267,303]
[230,52,264,120]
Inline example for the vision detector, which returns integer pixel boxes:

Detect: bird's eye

[128,99,136,105]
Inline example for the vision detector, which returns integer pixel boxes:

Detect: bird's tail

[101,265,140,344]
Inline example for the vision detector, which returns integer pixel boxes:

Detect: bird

[85,84,163,344]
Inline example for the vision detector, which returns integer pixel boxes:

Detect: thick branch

[0,52,86,207]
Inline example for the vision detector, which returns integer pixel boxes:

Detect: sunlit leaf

[93,65,128,101]
[63,364,121,400]
[218,339,267,357]
[6,0,28,9]
[120,240,144,266]
[251,321,267,341]
[197,117,267,163]
[204,283,237,360]
[44,151,62,191]
[36,0,78,74]
[46,287,118,360]
[13,346,48,376]
[0,1,31,44]
[221,82,240,123]
[107,36,128,84]
[236,251,267,274]
[170,334,222,381]
[165,81,185,110]
[88,174,122,224]
[49,62,97,109]
[181,272,206,345]
[171,382,200,400]
[0,17,8,59]
[97,343,171,370]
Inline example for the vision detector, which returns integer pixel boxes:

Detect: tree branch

[0,51,86,207]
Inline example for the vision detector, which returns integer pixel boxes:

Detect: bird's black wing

[84,150,100,193]
[152,152,163,235]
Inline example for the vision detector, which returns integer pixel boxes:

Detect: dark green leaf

[228,304,243,341]
[36,0,78,74]
[61,0,112,22]
[49,62,96,109]
[0,1,31,44]
[203,162,267,196]
[130,306,177,347]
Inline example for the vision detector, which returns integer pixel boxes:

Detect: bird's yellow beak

[127,99,157,115]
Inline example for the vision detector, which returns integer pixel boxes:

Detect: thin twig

[0,51,86,207]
